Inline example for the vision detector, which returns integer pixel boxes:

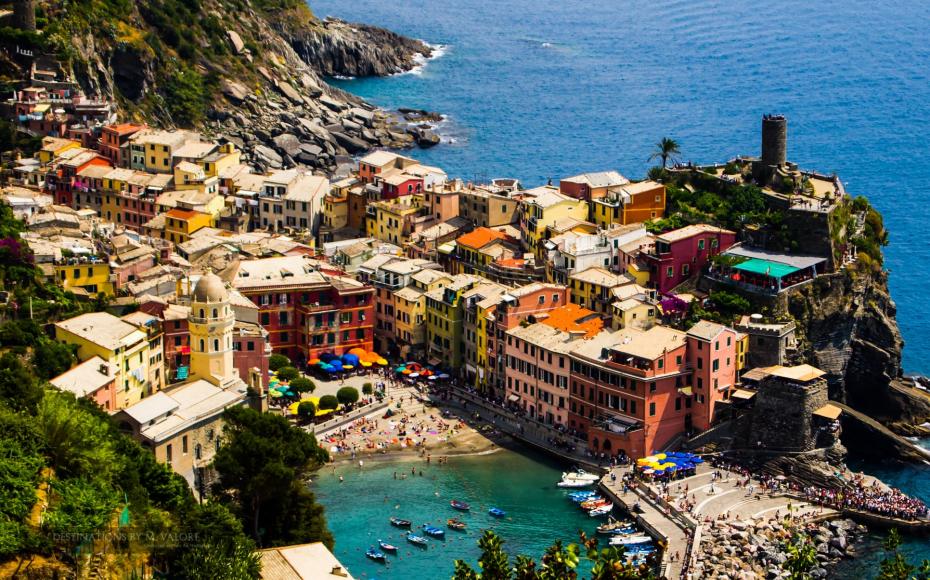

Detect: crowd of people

[801,480,928,521]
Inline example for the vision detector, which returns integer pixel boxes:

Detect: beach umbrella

[320,352,337,362]
[329,360,344,371]
[361,361,372,367]
[349,347,367,356]
[428,375,438,381]
[308,358,321,365]
[342,353,360,366]
[643,469,654,475]
[343,364,354,370]
[409,373,420,378]
[421,369,432,376]
[691,457,704,464]
[402,369,412,375]
[326,366,339,373]
[395,366,407,373]
[377,358,388,366]
[654,453,666,460]
[288,401,300,414]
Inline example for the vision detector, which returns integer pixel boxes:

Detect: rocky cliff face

[35,0,438,173]
[280,17,433,77]
[787,270,930,435]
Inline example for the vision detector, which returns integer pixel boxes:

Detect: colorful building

[453,227,510,276]
[643,224,737,294]
[55,257,114,297]
[425,274,481,369]
[163,208,214,244]
[98,123,145,167]
[590,181,666,228]
[568,266,632,315]
[559,171,629,201]
[49,356,118,412]
[520,186,589,259]
[55,312,152,409]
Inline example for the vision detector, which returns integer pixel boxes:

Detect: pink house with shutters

[643,224,736,294]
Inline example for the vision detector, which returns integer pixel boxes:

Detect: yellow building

[590,181,666,228]
[610,298,656,330]
[392,269,452,356]
[38,137,80,165]
[55,259,114,297]
[163,208,214,244]
[367,198,424,245]
[735,332,749,371]
[463,282,508,389]
[425,274,480,368]
[131,130,197,174]
[200,143,241,178]
[568,266,630,315]
[520,186,589,259]
[55,312,152,408]
[453,227,509,275]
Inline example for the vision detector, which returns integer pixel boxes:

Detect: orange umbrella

[349,347,367,357]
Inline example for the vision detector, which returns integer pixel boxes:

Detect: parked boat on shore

[609,534,652,546]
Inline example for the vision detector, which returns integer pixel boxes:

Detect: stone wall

[748,375,828,452]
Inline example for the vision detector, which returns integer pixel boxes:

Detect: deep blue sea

[311,0,930,572]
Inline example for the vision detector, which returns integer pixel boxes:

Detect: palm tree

[649,137,681,169]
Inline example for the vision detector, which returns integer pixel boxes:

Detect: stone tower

[188,273,237,387]
[12,0,37,32]
[760,114,787,167]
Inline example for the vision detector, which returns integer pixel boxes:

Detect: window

[247,341,255,351]
[538,295,545,304]
[712,359,720,371]
[261,313,270,325]
[194,443,202,460]
[213,339,219,351]
[166,444,173,464]
[682,264,690,276]
[199,339,205,352]
[182,435,188,454]
[281,332,289,343]
[666,266,674,278]
[698,239,705,250]
[649,402,656,416]
[710,238,719,249]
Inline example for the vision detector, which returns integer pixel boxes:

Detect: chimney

[99,363,109,376]
[331,566,348,577]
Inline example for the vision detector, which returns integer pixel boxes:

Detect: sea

[313,449,604,579]
[310,0,930,573]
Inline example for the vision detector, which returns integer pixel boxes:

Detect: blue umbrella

[691,457,704,464]
[320,352,337,362]
[326,366,339,373]
[342,353,360,366]
[330,360,344,370]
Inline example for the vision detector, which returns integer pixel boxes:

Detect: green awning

[733,258,799,279]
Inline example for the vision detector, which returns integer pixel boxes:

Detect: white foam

[393,42,448,76]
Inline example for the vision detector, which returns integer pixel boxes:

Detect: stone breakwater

[696,517,866,579]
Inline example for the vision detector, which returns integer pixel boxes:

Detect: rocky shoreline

[696,517,867,579]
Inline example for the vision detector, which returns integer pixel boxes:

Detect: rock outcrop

[280,17,433,77]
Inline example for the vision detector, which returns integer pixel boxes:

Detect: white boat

[557,478,593,488]
[589,504,613,516]
[609,534,652,545]
[562,469,599,482]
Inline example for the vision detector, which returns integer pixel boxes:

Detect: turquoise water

[313,449,608,578]
[309,0,930,571]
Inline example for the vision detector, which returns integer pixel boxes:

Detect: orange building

[99,123,146,167]
[591,181,666,228]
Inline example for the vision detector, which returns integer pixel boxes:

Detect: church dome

[192,272,228,303]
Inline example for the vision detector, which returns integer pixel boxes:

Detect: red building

[231,256,375,365]
[50,150,111,206]
[642,224,736,294]
[99,123,145,167]
[685,320,739,431]
[139,299,192,382]
[234,321,272,385]
[381,173,424,199]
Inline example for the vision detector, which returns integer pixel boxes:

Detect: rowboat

[378,540,398,552]
[447,518,467,530]
[597,516,634,534]
[609,534,652,546]
[488,507,506,518]
[366,547,387,562]
[422,524,445,538]
[450,500,471,511]
[390,517,412,528]
[407,533,429,547]
[589,504,613,516]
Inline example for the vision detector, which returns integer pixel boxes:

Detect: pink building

[505,323,578,425]
[49,356,119,412]
[643,224,736,294]
[686,320,739,431]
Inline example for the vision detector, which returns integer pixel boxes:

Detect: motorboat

[450,500,471,511]
[609,534,652,546]
[488,507,506,518]
[580,498,608,509]
[377,540,398,552]
[407,533,429,547]
[422,524,445,538]
[562,469,600,482]
[447,518,467,530]
[366,547,387,562]
[390,517,412,528]
[557,478,594,488]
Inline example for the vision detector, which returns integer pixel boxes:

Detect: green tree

[784,533,817,580]
[31,338,76,380]
[165,502,261,580]
[0,352,44,412]
[269,354,290,371]
[876,528,930,580]
[649,137,680,169]
[318,395,338,411]
[336,387,359,406]
[42,477,119,550]
[277,366,300,382]
[290,377,315,394]
[297,400,316,420]
[362,383,373,395]
[163,64,211,127]
[36,391,118,480]
[211,407,332,548]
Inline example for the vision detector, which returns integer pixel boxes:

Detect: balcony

[301,302,338,313]
[592,413,642,435]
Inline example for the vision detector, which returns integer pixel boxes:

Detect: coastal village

[1,2,930,578]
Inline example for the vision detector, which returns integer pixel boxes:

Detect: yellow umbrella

[376,358,388,366]
[654,453,667,460]
[361,361,372,367]
[343,364,354,370]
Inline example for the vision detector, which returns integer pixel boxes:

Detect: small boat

[366,547,387,562]
[407,533,429,547]
[390,517,412,528]
[608,526,639,536]
[557,478,593,488]
[597,516,633,534]
[567,490,597,500]
[580,498,608,509]
[488,507,506,518]
[562,469,600,482]
[447,518,467,530]
[589,504,613,517]
[450,500,471,511]
[378,540,398,552]
[422,524,445,538]
[609,534,652,546]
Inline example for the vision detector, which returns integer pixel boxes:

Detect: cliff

[2,0,439,172]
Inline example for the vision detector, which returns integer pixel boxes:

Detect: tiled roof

[456,227,507,250]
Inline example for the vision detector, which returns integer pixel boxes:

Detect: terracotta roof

[538,303,602,338]
[456,227,507,250]
[166,208,198,220]
[105,123,144,136]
